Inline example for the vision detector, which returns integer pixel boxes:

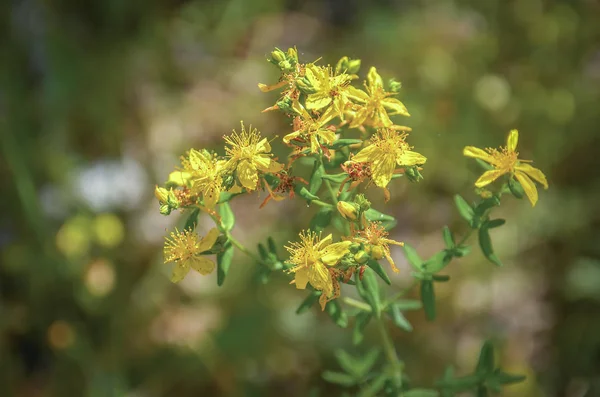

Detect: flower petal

[317,128,336,146]
[294,267,309,289]
[345,86,369,102]
[371,155,397,188]
[189,256,215,275]
[202,184,220,209]
[351,144,378,163]
[463,146,498,165]
[237,160,259,190]
[367,67,383,89]
[168,171,192,186]
[305,93,332,111]
[515,163,548,189]
[315,234,333,250]
[382,98,410,117]
[308,262,333,295]
[515,171,538,207]
[474,169,507,187]
[257,137,271,153]
[320,241,352,266]
[170,262,190,283]
[283,131,302,145]
[397,150,427,166]
[507,129,519,152]
[198,228,220,252]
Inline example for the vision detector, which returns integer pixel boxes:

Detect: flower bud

[405,166,423,183]
[347,59,361,74]
[388,78,402,93]
[270,48,286,63]
[354,250,369,265]
[337,201,359,221]
[370,245,385,260]
[296,77,317,94]
[354,194,371,212]
[286,47,298,63]
[155,186,169,203]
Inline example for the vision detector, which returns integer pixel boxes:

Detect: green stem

[343,297,372,312]
[324,179,339,205]
[375,317,403,388]
[312,199,333,208]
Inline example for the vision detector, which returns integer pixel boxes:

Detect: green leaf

[403,243,423,272]
[436,374,482,392]
[476,386,489,397]
[218,202,235,232]
[334,349,363,378]
[393,299,422,311]
[478,226,503,266]
[257,243,268,260]
[487,219,506,229]
[309,207,334,232]
[267,236,277,255]
[440,366,456,397]
[454,195,475,225]
[508,177,524,199]
[354,349,380,378]
[309,160,324,195]
[422,251,452,274]
[359,268,381,317]
[352,312,372,345]
[296,291,320,314]
[403,389,440,397]
[329,138,363,149]
[356,372,387,397]
[322,173,348,183]
[183,208,200,231]
[217,191,244,204]
[474,196,500,217]
[216,243,234,286]
[298,186,319,202]
[475,158,494,171]
[420,280,436,321]
[364,208,397,230]
[442,226,455,248]
[475,341,495,375]
[326,300,349,328]
[388,304,413,332]
[322,371,356,387]
[492,369,526,385]
[432,274,450,282]
[366,259,391,285]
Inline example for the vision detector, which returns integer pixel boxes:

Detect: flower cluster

[154,47,548,311]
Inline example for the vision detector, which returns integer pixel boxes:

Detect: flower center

[489,147,518,171]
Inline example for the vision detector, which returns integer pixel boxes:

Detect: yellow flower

[285,230,352,310]
[463,129,548,206]
[224,122,284,191]
[346,67,410,128]
[183,149,227,209]
[283,100,337,153]
[349,129,426,188]
[303,64,357,120]
[354,222,404,273]
[164,228,220,282]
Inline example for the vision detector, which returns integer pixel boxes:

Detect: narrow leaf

[360,268,381,317]
[334,349,362,378]
[356,372,387,397]
[326,300,349,328]
[309,160,324,195]
[322,173,348,183]
[322,371,356,387]
[475,341,495,375]
[366,258,391,285]
[296,291,320,314]
[403,243,423,271]
[403,389,440,397]
[352,312,372,345]
[364,208,397,230]
[216,243,234,286]
[420,280,436,321]
[478,226,503,266]
[388,304,413,332]
[487,219,506,229]
[218,202,235,231]
[442,226,455,248]
[454,194,475,225]
[183,208,200,231]
[329,138,363,149]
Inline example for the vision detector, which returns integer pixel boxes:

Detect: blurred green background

[2,0,600,396]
